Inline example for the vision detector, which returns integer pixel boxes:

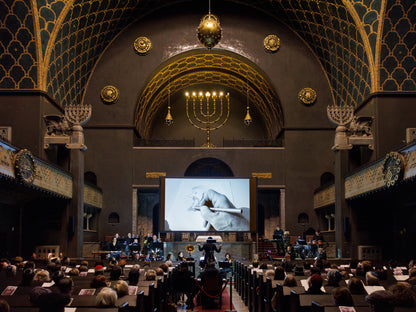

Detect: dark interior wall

[357,94,416,159]
[0,93,63,158]
[284,129,334,234]
[82,7,335,237]
[83,128,134,238]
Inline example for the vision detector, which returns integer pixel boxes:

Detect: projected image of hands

[164,178,250,231]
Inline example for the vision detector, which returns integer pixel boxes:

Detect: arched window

[84,171,97,185]
[184,157,233,177]
[320,172,334,186]
[108,212,120,224]
[298,213,309,224]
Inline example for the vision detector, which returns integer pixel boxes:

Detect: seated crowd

[0,253,228,312]
[241,257,416,312]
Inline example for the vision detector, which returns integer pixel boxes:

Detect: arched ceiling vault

[135,51,283,139]
[1,0,415,112]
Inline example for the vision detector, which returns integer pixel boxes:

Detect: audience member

[366,271,380,286]
[114,280,129,297]
[0,299,9,312]
[283,274,297,287]
[20,268,35,286]
[307,274,324,294]
[109,265,122,280]
[348,277,366,294]
[96,287,117,307]
[145,269,156,281]
[29,287,52,305]
[156,268,164,277]
[36,277,73,312]
[94,264,104,275]
[265,269,275,279]
[90,275,107,289]
[159,263,169,273]
[327,269,343,287]
[68,268,80,276]
[389,282,415,307]
[274,266,285,280]
[333,287,354,306]
[33,269,50,284]
[128,267,140,285]
[406,267,416,285]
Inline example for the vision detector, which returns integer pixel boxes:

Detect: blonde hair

[145,269,156,281]
[114,280,129,297]
[96,287,117,307]
[33,270,50,283]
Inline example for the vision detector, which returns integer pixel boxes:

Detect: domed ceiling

[1,0,415,114]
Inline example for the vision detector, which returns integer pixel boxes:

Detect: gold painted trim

[264,35,280,53]
[146,172,166,179]
[252,172,272,179]
[133,36,152,55]
[374,0,388,91]
[30,0,43,89]
[41,1,76,91]
[100,85,119,104]
[342,0,377,92]
[298,87,317,105]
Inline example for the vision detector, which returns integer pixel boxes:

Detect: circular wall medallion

[298,87,317,105]
[264,35,280,53]
[100,85,119,104]
[133,36,152,55]
[14,149,36,184]
[382,151,405,187]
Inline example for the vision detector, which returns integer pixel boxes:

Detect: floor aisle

[177,284,248,312]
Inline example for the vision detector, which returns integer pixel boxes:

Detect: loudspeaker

[68,216,75,236]
[343,217,350,237]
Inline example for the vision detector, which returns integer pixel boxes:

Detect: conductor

[198,237,222,266]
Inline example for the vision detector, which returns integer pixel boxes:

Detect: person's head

[276,226,280,230]
[68,268,79,276]
[96,287,117,307]
[33,269,50,283]
[95,264,104,275]
[114,233,119,239]
[365,290,395,312]
[110,265,122,280]
[388,282,416,307]
[362,260,372,273]
[114,280,129,297]
[127,233,131,238]
[315,230,320,235]
[159,263,169,273]
[333,287,354,307]
[52,270,65,283]
[156,268,164,276]
[327,269,342,286]
[145,269,156,281]
[274,266,285,280]
[409,267,416,278]
[0,299,9,312]
[90,274,107,289]
[165,260,173,267]
[283,274,297,287]
[21,268,35,285]
[260,263,268,270]
[128,269,140,285]
[57,277,74,294]
[178,251,184,258]
[348,277,366,294]
[29,286,52,305]
[309,273,323,289]
[112,237,117,244]
[225,253,231,260]
[366,271,379,286]
[265,269,275,279]
[252,260,259,268]
[5,265,16,277]
[24,261,35,270]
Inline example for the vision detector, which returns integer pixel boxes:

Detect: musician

[107,237,122,260]
[198,237,222,266]
[142,233,153,255]
[295,235,307,259]
[273,226,285,255]
[315,247,327,260]
[312,230,324,257]
[130,238,140,260]
[124,233,133,259]
[283,244,296,262]
[177,251,186,261]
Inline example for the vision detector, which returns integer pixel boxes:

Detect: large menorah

[327,105,354,150]
[65,104,92,150]
[185,91,230,147]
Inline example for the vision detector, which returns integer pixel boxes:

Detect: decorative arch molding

[134,49,283,140]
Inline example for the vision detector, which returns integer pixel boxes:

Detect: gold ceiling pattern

[134,52,283,139]
[1,0,415,121]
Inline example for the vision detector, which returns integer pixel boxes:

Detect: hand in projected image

[191,187,249,231]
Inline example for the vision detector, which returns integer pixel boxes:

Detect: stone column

[132,188,138,234]
[334,149,350,258]
[280,188,286,230]
[67,149,84,258]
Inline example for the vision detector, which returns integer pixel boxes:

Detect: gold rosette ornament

[186,244,196,257]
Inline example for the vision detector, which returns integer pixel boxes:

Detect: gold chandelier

[197,0,222,49]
